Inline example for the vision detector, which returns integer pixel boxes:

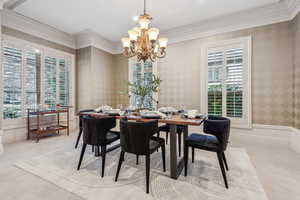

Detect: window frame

[1,35,75,129]
[200,36,252,129]
[128,58,158,109]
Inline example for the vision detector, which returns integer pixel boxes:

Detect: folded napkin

[94,105,112,112]
[187,110,198,118]
[158,107,178,113]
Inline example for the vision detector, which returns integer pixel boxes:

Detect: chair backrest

[203,115,231,151]
[120,119,158,155]
[79,109,95,128]
[82,116,116,145]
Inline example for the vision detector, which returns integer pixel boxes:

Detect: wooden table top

[79,112,204,126]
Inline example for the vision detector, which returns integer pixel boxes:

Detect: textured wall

[90,47,114,108]
[112,54,129,108]
[114,22,294,126]
[76,47,115,111]
[293,13,300,129]
[76,47,92,111]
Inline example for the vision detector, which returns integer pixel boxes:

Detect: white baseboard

[252,124,291,131]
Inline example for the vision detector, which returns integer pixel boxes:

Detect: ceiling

[13,0,281,42]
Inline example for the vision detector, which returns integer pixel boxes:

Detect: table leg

[170,124,189,179]
[170,124,177,179]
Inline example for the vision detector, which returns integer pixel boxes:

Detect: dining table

[78,112,205,179]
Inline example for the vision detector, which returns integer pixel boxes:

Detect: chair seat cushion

[158,124,185,134]
[185,133,219,151]
[106,131,120,144]
[149,137,165,153]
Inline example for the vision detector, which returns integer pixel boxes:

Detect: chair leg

[222,152,229,171]
[161,144,166,172]
[217,152,228,189]
[77,144,87,170]
[184,145,189,176]
[92,145,94,152]
[192,147,195,163]
[97,145,100,156]
[136,155,139,165]
[157,131,160,138]
[145,155,150,194]
[166,132,169,144]
[178,133,181,157]
[75,128,82,149]
[101,145,106,177]
[115,151,125,182]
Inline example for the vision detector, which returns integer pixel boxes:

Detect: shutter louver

[225,48,243,118]
[59,59,69,106]
[207,51,223,116]
[25,51,41,108]
[44,56,57,107]
[3,46,23,119]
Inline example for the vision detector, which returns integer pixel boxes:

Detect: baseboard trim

[252,124,291,131]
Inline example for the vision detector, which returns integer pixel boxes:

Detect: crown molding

[286,0,300,19]
[1,9,76,49]
[1,0,298,54]
[161,1,290,45]
[75,30,118,54]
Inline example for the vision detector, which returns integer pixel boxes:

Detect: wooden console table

[27,108,69,142]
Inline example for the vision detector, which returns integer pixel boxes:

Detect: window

[25,50,41,108]
[129,59,158,109]
[59,59,69,106]
[44,56,57,107]
[3,46,22,119]
[2,37,73,120]
[202,37,251,128]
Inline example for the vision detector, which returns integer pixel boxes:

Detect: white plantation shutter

[44,56,57,107]
[207,51,223,116]
[204,37,251,128]
[25,50,41,107]
[2,37,73,122]
[225,48,243,118]
[2,46,23,119]
[59,59,69,106]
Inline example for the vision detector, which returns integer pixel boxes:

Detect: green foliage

[120,75,162,108]
[128,75,162,98]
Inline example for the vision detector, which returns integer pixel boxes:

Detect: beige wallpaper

[76,47,92,111]
[113,21,294,126]
[293,13,300,129]
[76,47,116,111]
[112,54,129,108]
[91,47,115,108]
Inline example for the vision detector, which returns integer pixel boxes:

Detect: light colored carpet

[15,144,268,200]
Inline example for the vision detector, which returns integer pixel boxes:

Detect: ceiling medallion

[121,0,168,62]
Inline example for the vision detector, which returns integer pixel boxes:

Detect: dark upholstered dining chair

[75,109,95,149]
[115,119,166,194]
[77,116,120,177]
[157,124,186,156]
[184,116,231,188]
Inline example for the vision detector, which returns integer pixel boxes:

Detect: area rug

[15,144,268,200]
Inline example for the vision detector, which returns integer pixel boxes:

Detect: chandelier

[121,0,168,62]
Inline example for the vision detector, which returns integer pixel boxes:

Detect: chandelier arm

[156,49,166,58]
[149,52,156,62]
